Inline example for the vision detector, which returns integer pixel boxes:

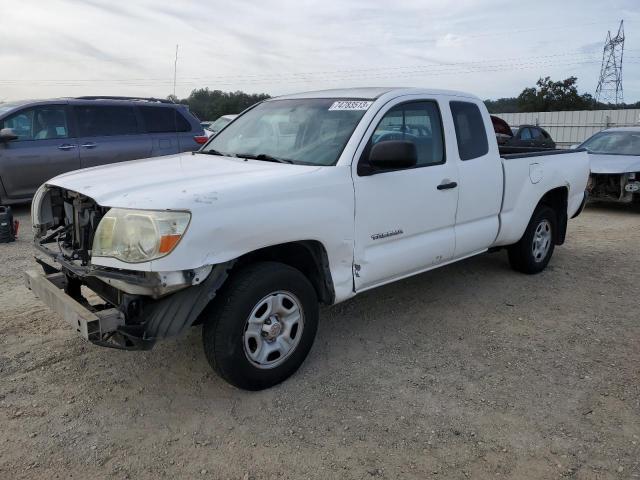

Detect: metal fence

[497,109,640,148]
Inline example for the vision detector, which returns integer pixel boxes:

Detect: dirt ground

[1,202,638,480]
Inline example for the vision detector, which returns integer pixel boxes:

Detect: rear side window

[520,128,532,140]
[140,106,191,133]
[530,128,543,139]
[75,106,139,136]
[450,101,489,160]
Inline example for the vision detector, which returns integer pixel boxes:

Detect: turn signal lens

[159,233,182,254]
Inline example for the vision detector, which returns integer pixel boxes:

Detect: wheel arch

[234,240,336,305]
[154,240,335,334]
[536,186,568,245]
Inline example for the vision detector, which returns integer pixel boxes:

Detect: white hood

[46,153,321,210]
[589,153,640,174]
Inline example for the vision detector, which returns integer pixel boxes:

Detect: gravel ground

[1,202,639,480]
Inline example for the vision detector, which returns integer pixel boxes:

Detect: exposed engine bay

[587,172,640,203]
[30,186,228,350]
[33,186,107,265]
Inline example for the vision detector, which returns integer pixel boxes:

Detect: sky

[0,0,638,103]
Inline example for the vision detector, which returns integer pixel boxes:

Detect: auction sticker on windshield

[329,100,373,111]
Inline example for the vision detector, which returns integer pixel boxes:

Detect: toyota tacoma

[27,87,590,390]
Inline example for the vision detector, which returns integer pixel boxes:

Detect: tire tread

[202,261,318,390]
[507,205,557,275]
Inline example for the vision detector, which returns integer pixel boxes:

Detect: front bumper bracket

[25,270,125,343]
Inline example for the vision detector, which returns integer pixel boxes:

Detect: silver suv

[0,96,206,203]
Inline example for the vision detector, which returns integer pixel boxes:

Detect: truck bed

[493,148,590,247]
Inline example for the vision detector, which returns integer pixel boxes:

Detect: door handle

[57,144,76,151]
[81,142,97,149]
[437,181,458,190]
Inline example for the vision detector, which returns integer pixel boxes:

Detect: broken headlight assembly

[92,209,191,263]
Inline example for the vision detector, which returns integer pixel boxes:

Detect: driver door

[353,98,459,291]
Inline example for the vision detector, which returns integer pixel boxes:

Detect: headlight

[31,184,52,230]
[92,209,191,263]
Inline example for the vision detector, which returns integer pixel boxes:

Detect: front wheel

[508,205,557,274]
[202,262,319,390]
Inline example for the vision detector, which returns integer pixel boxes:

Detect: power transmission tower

[595,20,624,105]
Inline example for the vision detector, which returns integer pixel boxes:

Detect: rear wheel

[508,205,557,274]
[202,262,319,390]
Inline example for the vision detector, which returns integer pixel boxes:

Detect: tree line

[170,77,638,120]
[485,76,640,113]
[169,89,270,121]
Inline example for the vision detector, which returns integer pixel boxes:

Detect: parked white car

[204,114,237,137]
[27,87,590,390]
[578,127,640,203]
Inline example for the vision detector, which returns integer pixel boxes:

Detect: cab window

[361,101,445,171]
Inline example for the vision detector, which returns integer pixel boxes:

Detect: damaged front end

[587,172,640,203]
[28,185,229,350]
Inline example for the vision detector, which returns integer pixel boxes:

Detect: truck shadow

[164,249,520,395]
[13,196,551,398]
[585,200,640,214]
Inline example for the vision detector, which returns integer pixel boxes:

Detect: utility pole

[595,20,625,105]
[173,44,179,98]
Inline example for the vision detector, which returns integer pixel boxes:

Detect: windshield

[207,117,232,132]
[201,98,371,165]
[580,131,640,155]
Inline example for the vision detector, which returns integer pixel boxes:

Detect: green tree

[517,76,595,112]
[484,97,520,113]
[176,89,271,120]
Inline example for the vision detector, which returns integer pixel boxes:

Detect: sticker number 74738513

[328,100,373,111]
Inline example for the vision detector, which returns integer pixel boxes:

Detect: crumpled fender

[141,262,233,339]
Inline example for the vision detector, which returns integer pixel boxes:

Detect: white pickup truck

[27,87,590,390]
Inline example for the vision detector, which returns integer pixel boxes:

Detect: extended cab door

[353,97,459,291]
[0,104,79,199]
[73,104,152,168]
[448,100,503,256]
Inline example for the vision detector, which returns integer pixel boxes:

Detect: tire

[507,205,557,274]
[202,261,319,390]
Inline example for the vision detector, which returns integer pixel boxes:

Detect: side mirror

[369,140,417,170]
[0,128,18,143]
[569,144,579,150]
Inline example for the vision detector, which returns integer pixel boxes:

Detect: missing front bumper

[24,270,132,345]
[25,262,233,351]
